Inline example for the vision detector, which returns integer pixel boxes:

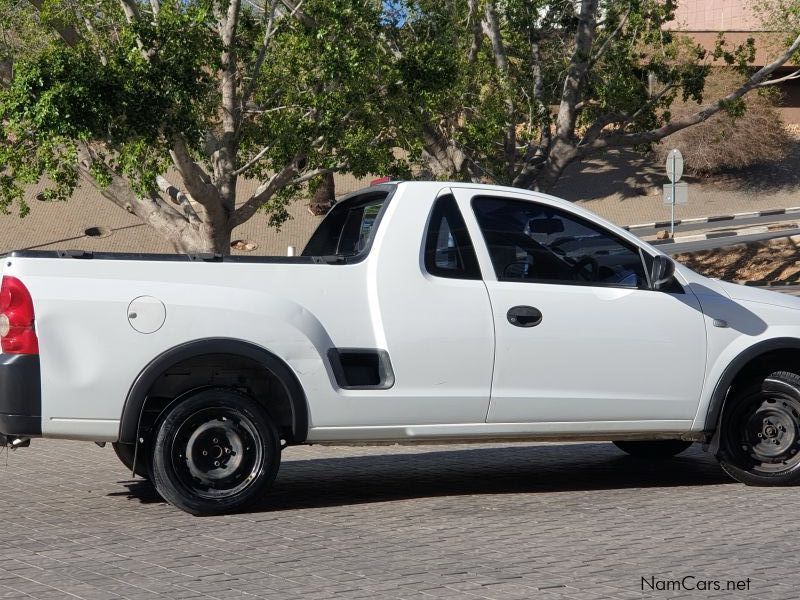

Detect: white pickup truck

[3,181,800,514]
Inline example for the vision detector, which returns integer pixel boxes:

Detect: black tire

[150,387,281,515]
[112,442,150,479]
[612,440,693,459]
[718,370,800,486]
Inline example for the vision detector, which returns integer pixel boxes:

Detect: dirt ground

[676,236,800,284]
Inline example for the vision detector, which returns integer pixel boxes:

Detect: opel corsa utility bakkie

[3,182,800,514]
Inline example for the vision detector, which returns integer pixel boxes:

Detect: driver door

[452,188,707,427]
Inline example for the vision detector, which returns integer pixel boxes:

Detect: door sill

[306,420,699,443]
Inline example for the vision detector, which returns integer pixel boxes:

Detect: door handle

[507,305,542,328]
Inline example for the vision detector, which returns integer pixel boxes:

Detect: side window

[425,195,481,280]
[337,200,384,256]
[472,196,647,288]
[303,193,388,257]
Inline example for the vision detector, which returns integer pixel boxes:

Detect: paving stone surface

[0,440,797,599]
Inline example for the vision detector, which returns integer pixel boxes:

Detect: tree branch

[230,158,303,226]
[483,0,516,180]
[291,165,343,186]
[118,0,156,60]
[26,0,83,47]
[756,68,800,87]
[279,0,316,29]
[482,2,508,73]
[76,142,191,241]
[466,0,483,62]
[554,0,599,141]
[211,0,243,213]
[241,0,280,117]
[232,144,272,176]
[513,28,551,185]
[0,59,12,86]
[77,10,108,65]
[119,0,141,23]
[589,6,630,65]
[169,135,224,217]
[217,0,242,136]
[585,30,800,153]
[579,111,627,146]
[155,175,202,224]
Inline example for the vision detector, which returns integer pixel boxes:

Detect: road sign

[666,149,684,183]
[664,149,687,237]
[663,182,688,205]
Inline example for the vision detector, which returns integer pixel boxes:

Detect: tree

[386,0,800,193]
[654,68,791,175]
[0,0,405,253]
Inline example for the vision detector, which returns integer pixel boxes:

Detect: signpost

[663,149,686,237]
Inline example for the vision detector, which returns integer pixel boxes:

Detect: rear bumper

[0,354,42,437]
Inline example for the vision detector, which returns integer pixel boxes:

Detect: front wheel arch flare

[706,338,800,451]
[118,338,309,445]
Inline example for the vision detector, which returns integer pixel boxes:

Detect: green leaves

[380,0,787,188]
[1,0,791,235]
[1,1,217,216]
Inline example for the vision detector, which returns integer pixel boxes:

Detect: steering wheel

[570,255,600,282]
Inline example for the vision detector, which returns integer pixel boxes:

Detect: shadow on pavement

[553,137,800,204]
[111,442,735,512]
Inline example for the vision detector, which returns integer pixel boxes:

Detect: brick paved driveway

[1,440,797,600]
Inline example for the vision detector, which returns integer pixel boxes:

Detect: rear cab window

[424,195,481,280]
[302,191,391,260]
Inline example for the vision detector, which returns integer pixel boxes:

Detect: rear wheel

[612,440,693,459]
[718,371,800,486]
[150,387,281,515]
[112,442,149,479]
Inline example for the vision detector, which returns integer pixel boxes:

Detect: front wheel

[718,371,800,486]
[612,440,693,459]
[150,388,281,515]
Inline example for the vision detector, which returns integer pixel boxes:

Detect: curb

[740,280,800,287]
[651,223,800,247]
[624,206,800,232]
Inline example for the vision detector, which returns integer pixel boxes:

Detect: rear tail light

[0,276,39,355]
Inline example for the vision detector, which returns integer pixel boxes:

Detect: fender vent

[328,348,394,390]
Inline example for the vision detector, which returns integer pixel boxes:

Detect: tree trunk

[171,220,232,255]
[0,59,11,86]
[309,172,336,215]
[532,139,576,193]
[421,123,470,179]
[79,161,234,256]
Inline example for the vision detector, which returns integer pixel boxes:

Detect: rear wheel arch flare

[119,338,308,445]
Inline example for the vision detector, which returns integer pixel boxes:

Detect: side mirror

[650,255,676,290]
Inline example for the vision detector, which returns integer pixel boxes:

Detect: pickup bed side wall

[4,256,378,441]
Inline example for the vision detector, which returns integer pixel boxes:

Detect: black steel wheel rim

[170,407,264,499]
[726,390,800,473]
